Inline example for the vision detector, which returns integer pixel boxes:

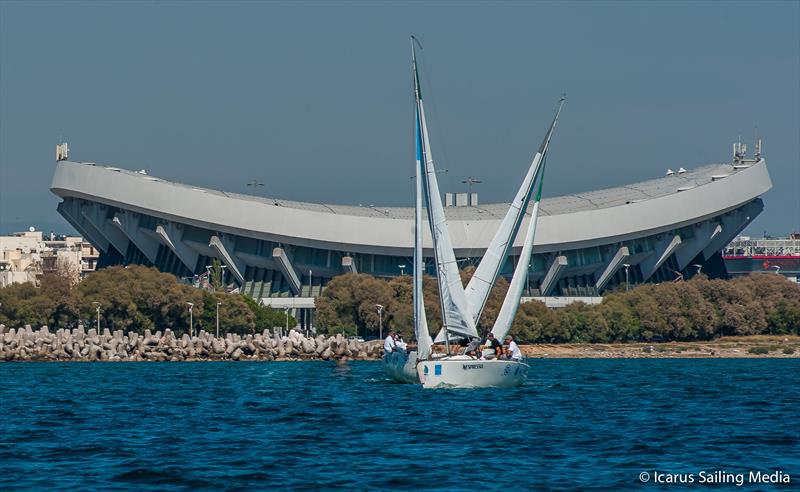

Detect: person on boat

[384,331,397,353]
[464,337,481,357]
[505,335,523,361]
[395,333,407,353]
[485,333,503,359]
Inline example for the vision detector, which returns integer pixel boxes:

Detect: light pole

[92,302,101,335]
[284,308,290,336]
[622,264,630,292]
[187,302,194,337]
[771,265,781,275]
[526,263,531,296]
[461,176,482,204]
[246,180,265,194]
[398,264,406,276]
[216,302,222,338]
[375,304,384,339]
[692,264,703,275]
[205,265,212,290]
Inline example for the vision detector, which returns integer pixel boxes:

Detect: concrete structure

[50,151,772,325]
[0,230,99,287]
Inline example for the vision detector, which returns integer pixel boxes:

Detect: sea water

[0,359,797,490]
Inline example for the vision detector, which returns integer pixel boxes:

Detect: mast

[411,36,433,359]
[412,36,479,345]
[464,96,566,325]
[490,97,565,339]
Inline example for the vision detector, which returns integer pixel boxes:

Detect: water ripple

[0,359,798,490]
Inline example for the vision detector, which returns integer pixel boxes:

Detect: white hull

[417,356,528,389]
[382,351,420,384]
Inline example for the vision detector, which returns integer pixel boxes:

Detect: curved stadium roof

[51,158,771,256]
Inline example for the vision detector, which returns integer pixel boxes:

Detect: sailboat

[383,37,564,388]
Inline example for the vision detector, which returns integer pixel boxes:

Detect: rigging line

[416,42,455,199]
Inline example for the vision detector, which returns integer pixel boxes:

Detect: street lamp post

[622,264,630,292]
[216,302,222,338]
[284,308,290,336]
[187,302,194,337]
[375,304,384,340]
[526,263,531,296]
[398,264,406,276]
[692,264,703,275]
[92,302,101,335]
[771,265,781,275]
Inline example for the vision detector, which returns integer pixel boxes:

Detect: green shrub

[748,346,770,355]
[783,347,796,355]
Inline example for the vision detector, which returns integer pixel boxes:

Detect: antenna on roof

[56,141,69,161]
[754,126,762,159]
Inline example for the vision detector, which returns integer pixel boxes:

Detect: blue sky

[1,1,798,236]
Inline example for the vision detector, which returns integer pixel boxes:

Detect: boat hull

[382,351,420,384]
[417,356,528,388]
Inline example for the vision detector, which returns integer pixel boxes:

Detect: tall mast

[411,36,432,359]
[412,36,479,347]
[464,96,566,324]
[490,97,566,339]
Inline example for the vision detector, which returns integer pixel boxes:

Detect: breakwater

[0,324,383,362]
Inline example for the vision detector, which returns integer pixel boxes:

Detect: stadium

[51,146,772,326]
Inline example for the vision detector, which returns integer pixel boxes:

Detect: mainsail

[413,48,434,358]
[412,38,479,341]
[464,97,566,324]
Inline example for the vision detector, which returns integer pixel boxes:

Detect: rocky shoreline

[520,336,800,358]
[0,324,383,362]
[2,324,798,362]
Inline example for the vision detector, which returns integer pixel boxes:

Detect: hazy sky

[1,1,798,236]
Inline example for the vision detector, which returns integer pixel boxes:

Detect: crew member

[486,333,502,359]
[464,337,481,357]
[505,335,522,361]
[384,331,396,353]
[395,333,407,352]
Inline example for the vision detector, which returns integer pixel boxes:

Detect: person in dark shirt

[486,333,502,359]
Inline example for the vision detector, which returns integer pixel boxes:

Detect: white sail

[413,61,433,358]
[490,164,546,340]
[464,97,565,324]
[412,40,479,341]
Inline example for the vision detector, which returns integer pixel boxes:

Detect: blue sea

[1,360,798,491]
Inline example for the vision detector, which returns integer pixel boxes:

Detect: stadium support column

[701,200,763,261]
[540,255,568,296]
[594,246,630,292]
[209,235,245,285]
[640,234,682,281]
[272,247,302,295]
[112,213,160,264]
[156,223,199,272]
[81,202,130,257]
[57,200,110,253]
[342,256,357,274]
[675,222,723,272]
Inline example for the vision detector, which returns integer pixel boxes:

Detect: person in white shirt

[395,333,407,353]
[384,331,396,353]
[504,335,523,361]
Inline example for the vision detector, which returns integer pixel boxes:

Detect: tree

[209,259,224,291]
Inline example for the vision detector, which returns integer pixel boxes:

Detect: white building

[50,144,772,327]
[0,229,99,287]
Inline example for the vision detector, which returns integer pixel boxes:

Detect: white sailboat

[419,99,564,389]
[384,37,564,388]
